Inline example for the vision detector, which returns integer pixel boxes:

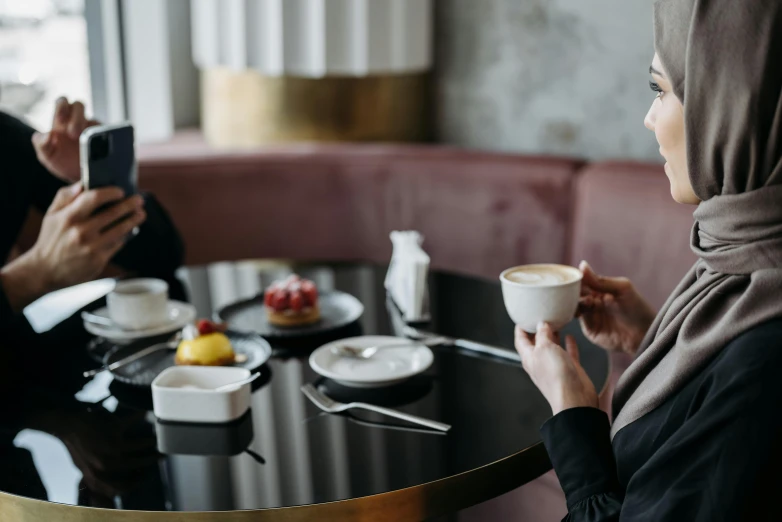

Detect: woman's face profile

[644,53,699,205]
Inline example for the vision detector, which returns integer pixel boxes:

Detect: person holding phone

[0,98,184,338]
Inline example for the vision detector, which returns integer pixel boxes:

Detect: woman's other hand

[32,97,100,183]
[577,261,657,356]
[515,323,599,416]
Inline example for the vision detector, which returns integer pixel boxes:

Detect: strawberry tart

[263,275,320,327]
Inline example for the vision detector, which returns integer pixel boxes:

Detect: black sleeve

[541,327,782,522]
[0,111,57,335]
[111,193,185,278]
[0,284,34,336]
[541,408,623,521]
[0,111,65,213]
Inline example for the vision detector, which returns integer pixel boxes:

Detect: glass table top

[0,261,607,513]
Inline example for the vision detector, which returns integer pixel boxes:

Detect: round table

[0,261,608,521]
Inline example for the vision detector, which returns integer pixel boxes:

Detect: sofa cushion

[383,150,580,278]
[569,162,697,311]
[139,139,582,280]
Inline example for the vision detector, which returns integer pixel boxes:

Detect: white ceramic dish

[309,336,434,388]
[151,366,251,423]
[84,301,196,342]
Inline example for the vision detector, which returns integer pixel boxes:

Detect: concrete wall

[435,0,661,162]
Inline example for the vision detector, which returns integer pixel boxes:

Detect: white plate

[310,336,434,388]
[83,301,197,342]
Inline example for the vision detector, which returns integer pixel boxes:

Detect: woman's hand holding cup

[515,322,599,416]
[577,261,656,356]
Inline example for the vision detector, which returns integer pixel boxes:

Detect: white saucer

[309,336,434,388]
[83,301,197,342]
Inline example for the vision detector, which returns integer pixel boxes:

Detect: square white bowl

[151,366,251,423]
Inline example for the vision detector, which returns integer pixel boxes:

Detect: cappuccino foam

[504,265,578,286]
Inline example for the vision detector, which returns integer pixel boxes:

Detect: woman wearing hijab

[516,1,782,520]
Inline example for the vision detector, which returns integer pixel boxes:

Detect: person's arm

[0,255,49,315]
[541,408,623,521]
[0,274,37,335]
[0,112,51,333]
[4,110,185,279]
[541,408,623,522]
[0,111,64,211]
[541,326,782,521]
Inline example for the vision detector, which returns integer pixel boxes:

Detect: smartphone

[80,122,137,195]
[80,123,140,235]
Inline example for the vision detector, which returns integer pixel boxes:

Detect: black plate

[217,290,364,339]
[104,330,272,386]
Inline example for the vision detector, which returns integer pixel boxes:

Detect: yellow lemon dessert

[175,332,235,366]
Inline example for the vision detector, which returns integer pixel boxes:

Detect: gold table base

[0,444,550,521]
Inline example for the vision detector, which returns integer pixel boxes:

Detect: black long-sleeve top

[541,318,782,521]
[0,111,184,334]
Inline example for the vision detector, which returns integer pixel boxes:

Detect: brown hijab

[611,0,782,438]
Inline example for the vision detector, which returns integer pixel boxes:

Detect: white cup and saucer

[83,278,196,343]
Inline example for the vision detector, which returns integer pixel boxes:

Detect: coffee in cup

[107,278,169,330]
[500,264,582,333]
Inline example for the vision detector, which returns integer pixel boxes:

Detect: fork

[301,384,451,432]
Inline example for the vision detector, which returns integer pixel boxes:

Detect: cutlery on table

[214,372,261,392]
[403,326,521,363]
[333,336,448,359]
[82,332,182,378]
[301,384,451,433]
[342,413,449,435]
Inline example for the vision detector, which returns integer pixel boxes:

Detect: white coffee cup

[500,264,583,333]
[107,278,169,330]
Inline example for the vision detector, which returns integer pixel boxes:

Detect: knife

[403,325,520,363]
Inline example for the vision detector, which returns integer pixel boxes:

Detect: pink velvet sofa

[138,133,696,311]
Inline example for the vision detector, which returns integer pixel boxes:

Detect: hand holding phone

[1,184,147,311]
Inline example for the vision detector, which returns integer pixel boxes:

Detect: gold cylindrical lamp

[190,0,433,147]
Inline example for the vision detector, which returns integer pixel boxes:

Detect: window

[0,0,92,130]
